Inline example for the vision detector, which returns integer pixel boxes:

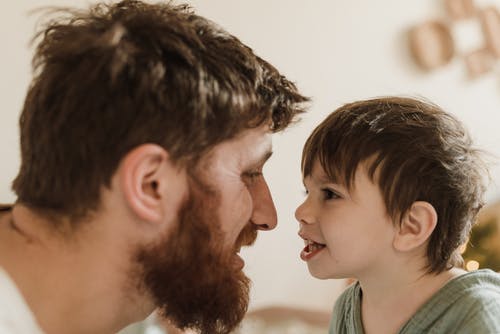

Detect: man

[0,1,307,334]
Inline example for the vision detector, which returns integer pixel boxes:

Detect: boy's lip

[298,230,327,261]
[300,241,326,261]
[297,230,325,245]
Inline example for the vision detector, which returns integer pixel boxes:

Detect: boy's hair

[12,0,308,223]
[302,96,487,273]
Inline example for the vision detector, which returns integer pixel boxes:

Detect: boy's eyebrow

[303,172,337,186]
[317,174,332,184]
[317,172,346,189]
[316,170,339,185]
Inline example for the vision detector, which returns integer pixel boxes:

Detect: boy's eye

[321,188,340,200]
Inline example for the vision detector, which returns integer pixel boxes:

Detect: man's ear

[118,144,179,224]
[393,201,437,252]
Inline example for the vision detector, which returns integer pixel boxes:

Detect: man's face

[136,124,277,334]
[199,124,277,264]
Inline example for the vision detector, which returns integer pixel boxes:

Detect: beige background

[1,0,500,314]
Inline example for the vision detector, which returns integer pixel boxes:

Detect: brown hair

[12,0,308,222]
[302,97,487,273]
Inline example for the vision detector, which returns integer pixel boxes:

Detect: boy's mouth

[300,239,326,261]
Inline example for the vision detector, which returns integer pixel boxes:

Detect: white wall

[2,0,500,312]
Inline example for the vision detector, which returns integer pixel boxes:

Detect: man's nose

[250,178,277,231]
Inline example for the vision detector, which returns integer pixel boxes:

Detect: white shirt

[0,267,45,334]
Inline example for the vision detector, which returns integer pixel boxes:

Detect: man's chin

[156,267,250,334]
[135,184,252,334]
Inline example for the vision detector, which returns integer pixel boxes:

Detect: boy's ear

[393,201,437,252]
[118,144,184,224]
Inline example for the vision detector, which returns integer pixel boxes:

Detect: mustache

[234,223,258,250]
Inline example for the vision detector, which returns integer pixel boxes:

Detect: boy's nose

[295,198,313,225]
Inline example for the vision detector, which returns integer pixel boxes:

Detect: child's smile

[299,235,327,261]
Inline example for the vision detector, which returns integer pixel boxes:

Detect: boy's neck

[359,266,466,334]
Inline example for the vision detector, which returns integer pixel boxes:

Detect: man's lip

[235,224,258,249]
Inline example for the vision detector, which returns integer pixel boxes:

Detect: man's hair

[12,0,308,222]
[302,96,487,273]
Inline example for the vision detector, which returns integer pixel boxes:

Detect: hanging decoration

[409,0,500,78]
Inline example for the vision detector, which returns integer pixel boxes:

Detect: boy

[295,97,500,333]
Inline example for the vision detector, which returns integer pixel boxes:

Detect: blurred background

[1,0,500,333]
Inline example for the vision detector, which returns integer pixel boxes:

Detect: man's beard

[135,177,258,334]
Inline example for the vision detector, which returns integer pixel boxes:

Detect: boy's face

[295,160,397,280]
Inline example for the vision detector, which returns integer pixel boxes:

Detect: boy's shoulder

[450,269,500,300]
[329,272,500,334]
[453,269,500,313]
[401,269,500,333]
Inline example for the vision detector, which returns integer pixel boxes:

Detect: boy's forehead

[304,160,339,186]
[305,158,377,191]
[311,161,331,182]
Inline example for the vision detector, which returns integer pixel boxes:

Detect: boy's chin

[307,265,337,280]
[307,264,354,281]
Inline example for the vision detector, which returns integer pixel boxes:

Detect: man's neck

[358,263,466,334]
[0,204,153,334]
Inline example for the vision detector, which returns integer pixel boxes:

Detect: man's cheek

[220,189,252,234]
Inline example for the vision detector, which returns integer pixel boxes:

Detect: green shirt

[329,269,500,334]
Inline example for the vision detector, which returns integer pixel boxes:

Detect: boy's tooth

[305,239,327,253]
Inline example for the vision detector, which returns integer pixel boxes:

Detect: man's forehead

[202,125,273,169]
[234,126,273,167]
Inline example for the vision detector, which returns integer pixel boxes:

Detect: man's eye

[247,171,262,178]
[321,188,340,200]
[243,171,263,184]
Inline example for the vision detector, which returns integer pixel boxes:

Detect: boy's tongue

[300,241,326,261]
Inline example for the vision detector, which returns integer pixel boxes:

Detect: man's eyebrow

[260,150,273,165]
[247,150,273,169]
[255,150,273,168]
